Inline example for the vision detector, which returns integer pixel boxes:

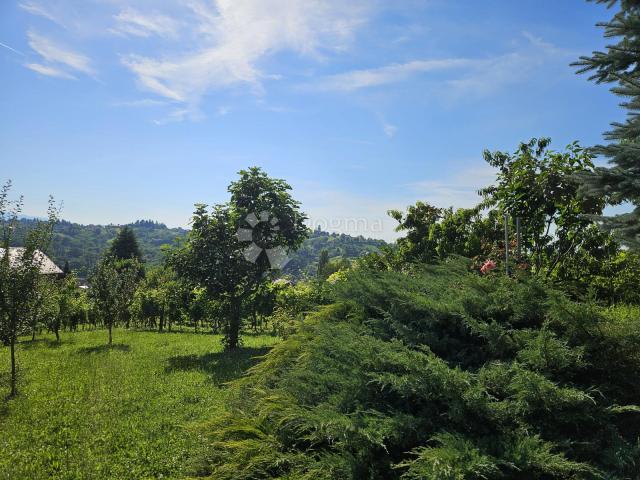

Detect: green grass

[0,329,279,480]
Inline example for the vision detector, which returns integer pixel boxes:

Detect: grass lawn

[0,329,279,480]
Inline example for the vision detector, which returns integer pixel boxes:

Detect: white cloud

[27,30,94,77]
[311,32,568,98]
[111,8,182,38]
[25,62,76,79]
[122,0,369,110]
[314,58,476,92]
[19,1,61,25]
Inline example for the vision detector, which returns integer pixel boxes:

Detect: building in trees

[0,247,63,276]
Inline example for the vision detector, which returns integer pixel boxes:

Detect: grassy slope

[0,329,278,480]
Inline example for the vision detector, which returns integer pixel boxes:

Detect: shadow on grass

[20,338,63,349]
[76,343,131,355]
[165,346,271,385]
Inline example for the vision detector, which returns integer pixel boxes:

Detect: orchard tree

[89,256,140,345]
[0,181,57,397]
[574,0,640,247]
[171,167,307,349]
[480,138,605,275]
[388,203,499,265]
[131,266,189,332]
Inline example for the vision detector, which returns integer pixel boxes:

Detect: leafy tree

[574,0,640,247]
[88,256,140,345]
[132,266,187,332]
[171,167,307,349]
[0,181,57,397]
[62,260,71,277]
[480,138,604,275]
[109,226,143,261]
[388,203,500,265]
[46,275,84,341]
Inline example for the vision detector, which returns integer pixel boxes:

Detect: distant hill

[14,219,187,278]
[284,228,388,278]
[13,219,387,279]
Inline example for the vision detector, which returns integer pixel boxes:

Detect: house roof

[0,247,63,275]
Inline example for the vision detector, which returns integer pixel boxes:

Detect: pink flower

[480,259,497,275]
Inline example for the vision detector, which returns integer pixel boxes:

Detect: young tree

[171,167,307,349]
[574,0,640,247]
[480,138,605,275]
[0,181,57,397]
[109,226,143,261]
[88,256,140,345]
[48,275,82,341]
[388,203,499,265]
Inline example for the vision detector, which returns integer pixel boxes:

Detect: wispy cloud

[27,30,94,77]
[310,32,568,98]
[25,62,76,79]
[122,0,369,112]
[110,8,181,39]
[313,59,476,92]
[111,98,168,108]
[19,1,62,25]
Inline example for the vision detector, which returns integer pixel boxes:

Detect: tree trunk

[159,309,164,333]
[227,297,241,350]
[10,336,17,397]
[54,325,60,342]
[108,323,113,345]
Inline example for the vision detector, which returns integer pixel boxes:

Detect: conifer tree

[109,226,143,261]
[574,0,640,247]
[317,249,330,279]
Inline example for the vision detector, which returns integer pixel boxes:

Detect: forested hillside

[284,228,388,278]
[13,219,387,278]
[14,219,187,278]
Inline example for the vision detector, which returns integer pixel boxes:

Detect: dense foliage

[574,0,640,247]
[195,261,640,479]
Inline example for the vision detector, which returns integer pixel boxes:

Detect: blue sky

[0,0,621,240]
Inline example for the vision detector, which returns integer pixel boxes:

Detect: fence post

[504,214,509,276]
